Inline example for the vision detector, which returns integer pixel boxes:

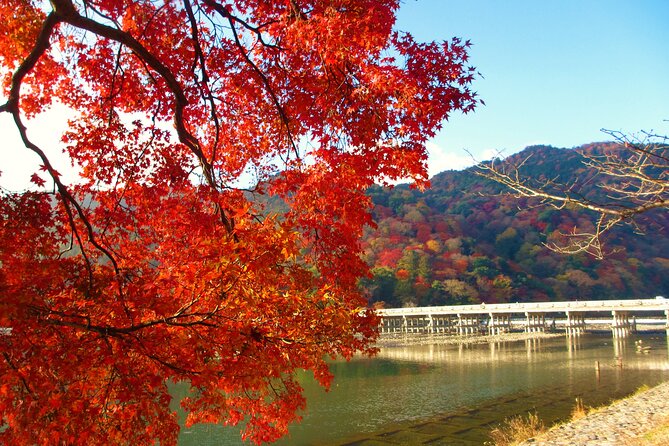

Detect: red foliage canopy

[0,0,477,444]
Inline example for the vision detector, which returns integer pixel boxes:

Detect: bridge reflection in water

[375,336,669,371]
[377,298,669,338]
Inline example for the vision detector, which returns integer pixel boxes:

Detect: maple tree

[0,0,478,444]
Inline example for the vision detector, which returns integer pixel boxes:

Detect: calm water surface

[176,333,669,445]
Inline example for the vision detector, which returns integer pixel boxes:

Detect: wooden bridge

[376,299,669,337]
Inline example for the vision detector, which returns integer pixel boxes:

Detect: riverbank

[374,331,669,445]
[519,381,669,445]
[375,331,563,348]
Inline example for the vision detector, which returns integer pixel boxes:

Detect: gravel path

[520,381,669,445]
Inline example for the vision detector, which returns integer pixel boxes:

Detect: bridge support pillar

[565,311,586,336]
[433,316,440,333]
[612,311,632,337]
[406,316,418,333]
[457,314,466,335]
[380,316,404,333]
[488,313,511,335]
[439,315,455,334]
[525,312,546,333]
[457,314,483,335]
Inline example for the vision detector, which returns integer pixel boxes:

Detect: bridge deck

[377,299,669,317]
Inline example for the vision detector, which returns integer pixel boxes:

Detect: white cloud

[426,141,477,177]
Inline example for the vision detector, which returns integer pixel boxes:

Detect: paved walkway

[521,381,669,445]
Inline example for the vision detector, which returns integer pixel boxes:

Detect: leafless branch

[477,129,669,257]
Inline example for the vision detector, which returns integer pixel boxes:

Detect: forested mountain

[361,143,669,307]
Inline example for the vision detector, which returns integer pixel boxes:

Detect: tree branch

[477,130,669,257]
[50,0,235,233]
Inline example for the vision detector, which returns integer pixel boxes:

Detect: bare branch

[477,130,669,256]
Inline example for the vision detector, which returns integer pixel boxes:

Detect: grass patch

[485,412,546,446]
[570,397,589,421]
[487,384,664,445]
[486,396,591,445]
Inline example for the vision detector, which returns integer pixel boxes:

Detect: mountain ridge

[361,142,669,307]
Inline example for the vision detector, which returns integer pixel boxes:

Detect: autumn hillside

[361,143,669,308]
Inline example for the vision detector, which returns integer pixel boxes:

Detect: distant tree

[377,247,404,268]
[417,252,432,281]
[397,249,419,280]
[363,267,398,307]
[495,227,521,258]
[559,269,598,300]
[478,130,669,258]
[470,256,497,279]
[393,277,416,307]
[425,239,443,254]
[440,279,479,304]
[405,207,426,224]
[491,274,513,302]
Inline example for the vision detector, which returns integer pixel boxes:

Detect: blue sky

[395,0,669,176]
[1,1,668,189]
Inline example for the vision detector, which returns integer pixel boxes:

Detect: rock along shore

[520,381,669,445]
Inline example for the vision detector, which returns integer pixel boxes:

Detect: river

[175,333,669,445]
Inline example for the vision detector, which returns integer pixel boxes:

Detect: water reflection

[177,334,669,446]
[375,336,579,366]
[613,337,627,358]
